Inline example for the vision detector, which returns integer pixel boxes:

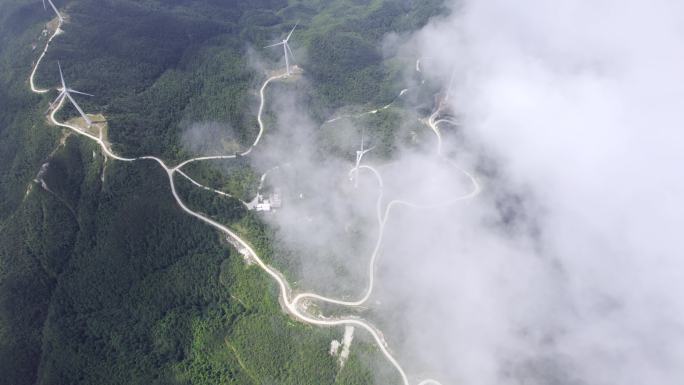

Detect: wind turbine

[265,23,297,75]
[353,129,374,188]
[50,61,94,126]
[42,0,63,22]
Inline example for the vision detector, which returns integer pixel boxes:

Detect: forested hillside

[0,1,444,384]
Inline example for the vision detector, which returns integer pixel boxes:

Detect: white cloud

[376,1,684,384]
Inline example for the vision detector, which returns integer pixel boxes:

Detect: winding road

[29,8,479,385]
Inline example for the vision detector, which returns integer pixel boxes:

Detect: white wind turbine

[51,61,94,126]
[42,0,63,22]
[265,23,298,75]
[353,130,374,188]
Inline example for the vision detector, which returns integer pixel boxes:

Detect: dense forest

[0,0,445,384]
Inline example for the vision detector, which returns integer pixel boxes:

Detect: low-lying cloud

[375,1,684,384]
[181,121,239,155]
[251,80,381,297]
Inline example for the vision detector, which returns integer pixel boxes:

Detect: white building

[270,188,282,208]
[255,201,271,212]
[253,188,282,212]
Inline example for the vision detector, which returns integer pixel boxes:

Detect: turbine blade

[58,61,66,89]
[66,92,92,126]
[68,89,94,97]
[47,0,61,20]
[361,130,364,151]
[286,22,298,41]
[43,0,47,10]
[50,91,65,110]
[445,68,456,101]
[264,42,284,48]
[286,42,295,61]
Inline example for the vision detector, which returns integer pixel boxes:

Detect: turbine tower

[444,68,456,102]
[50,61,94,126]
[43,0,63,22]
[353,129,374,188]
[265,23,298,75]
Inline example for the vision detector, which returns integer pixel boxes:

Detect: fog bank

[377,1,684,384]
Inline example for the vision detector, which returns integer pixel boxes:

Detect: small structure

[270,188,282,208]
[330,326,355,367]
[254,188,282,212]
[329,340,341,356]
[339,326,355,366]
[255,200,272,212]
